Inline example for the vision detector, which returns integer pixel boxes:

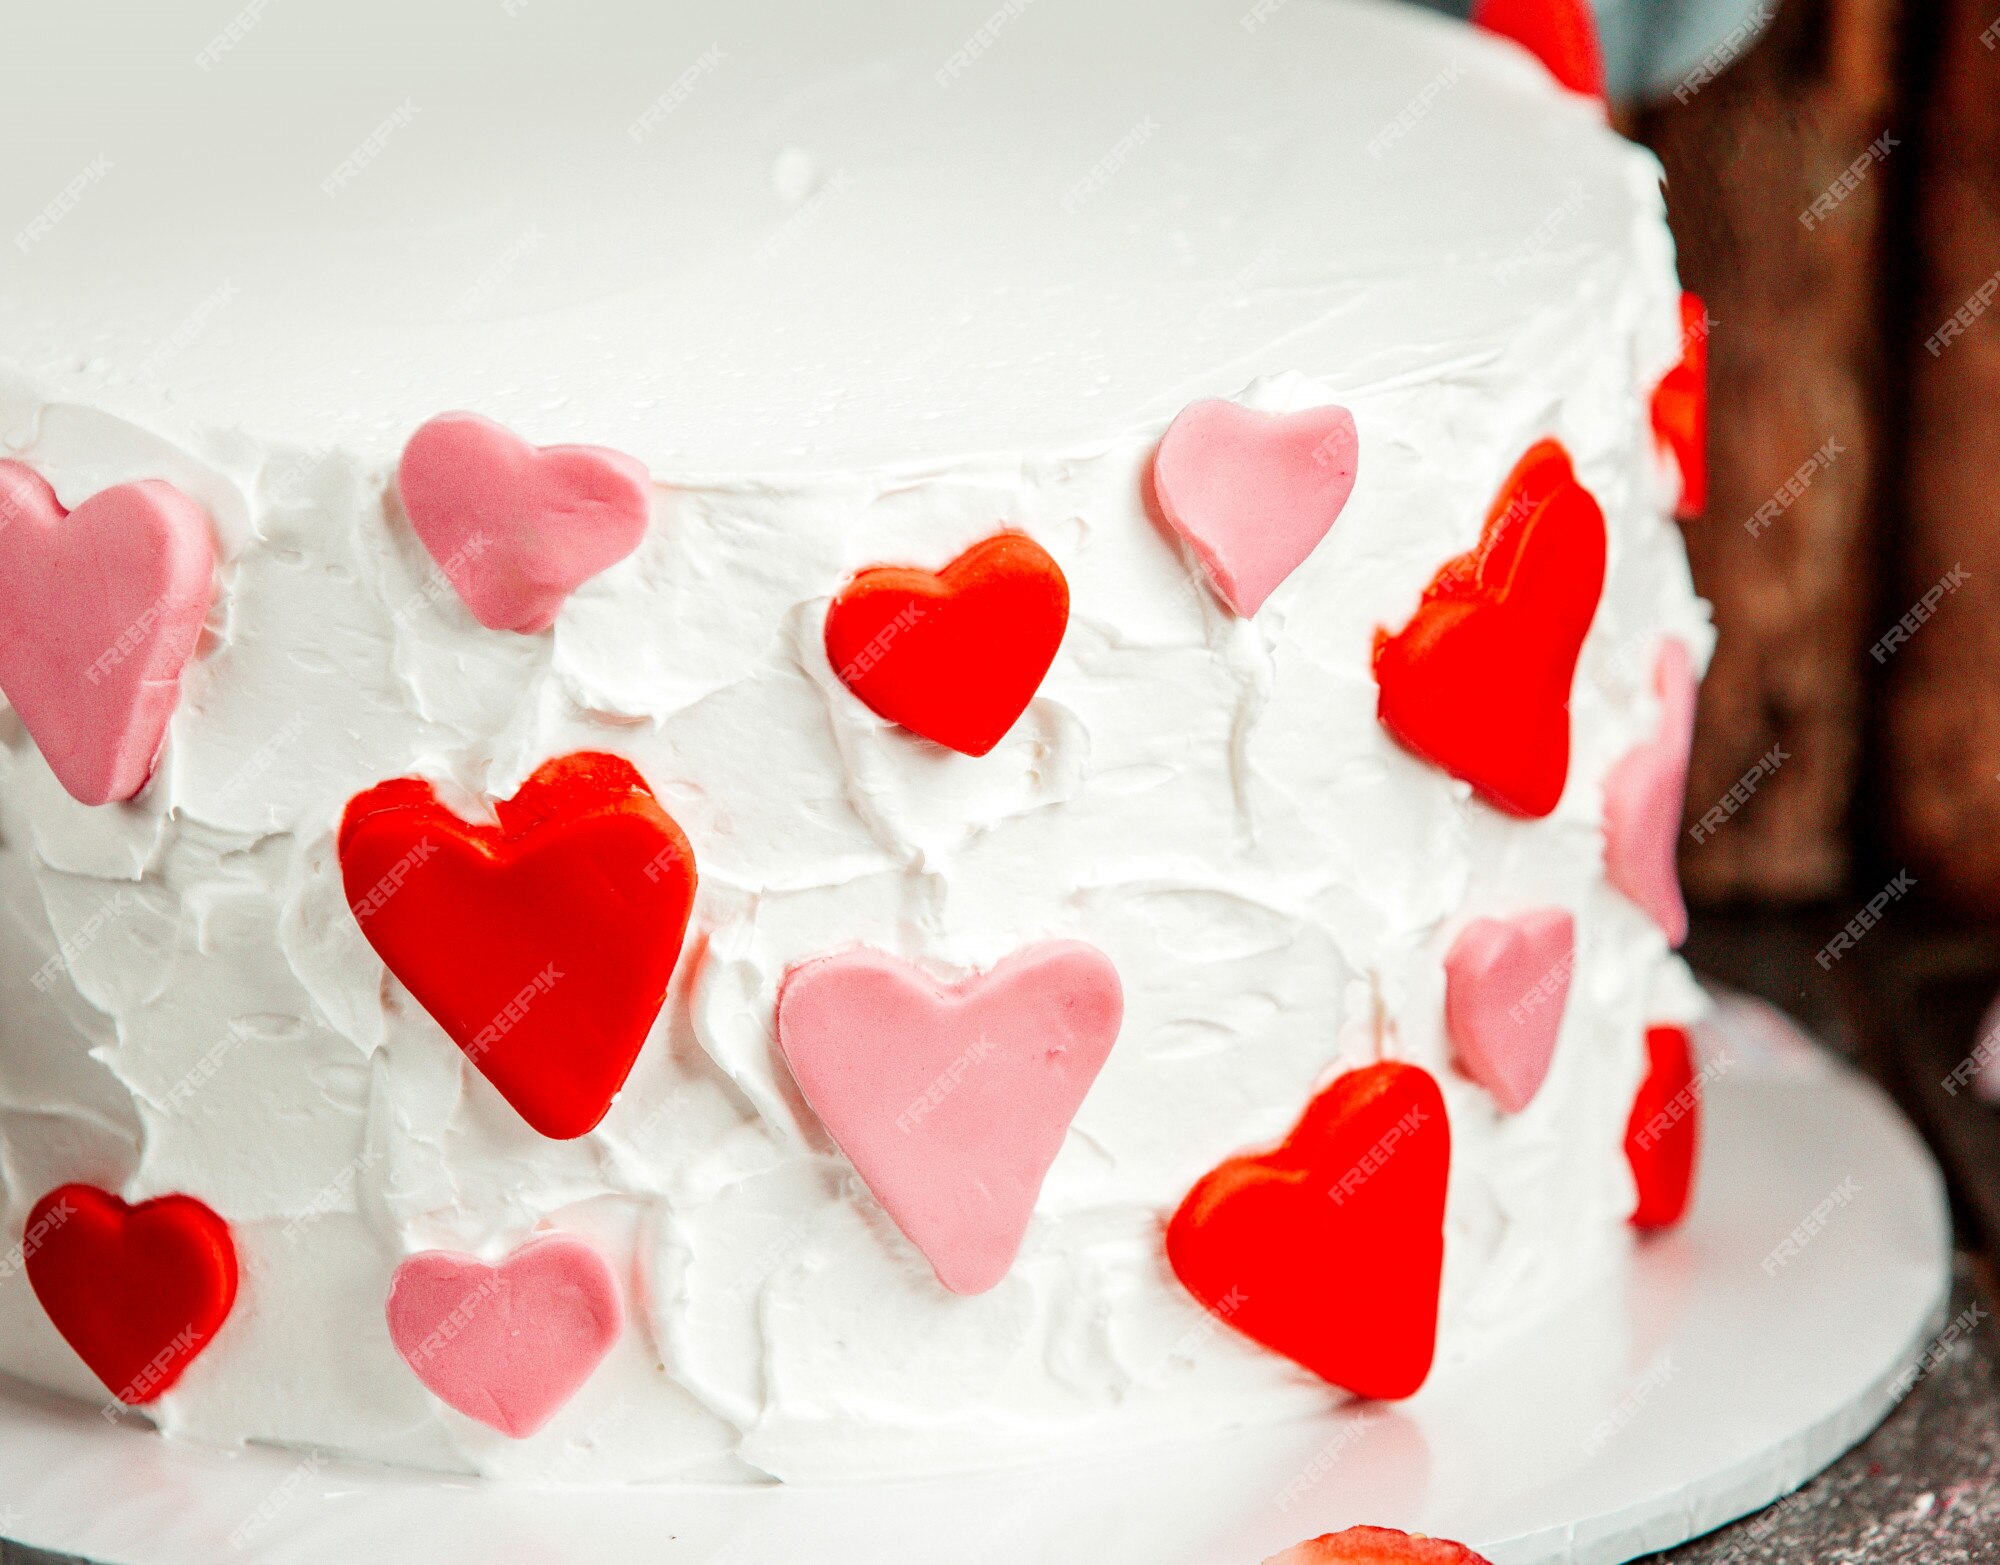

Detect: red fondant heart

[1374,440,1606,818]
[1266,1526,1494,1565]
[823,532,1068,757]
[1650,292,1709,520]
[1472,0,1606,99]
[23,1185,237,1404]
[1624,1024,1699,1230]
[339,751,697,1140]
[1166,1062,1449,1401]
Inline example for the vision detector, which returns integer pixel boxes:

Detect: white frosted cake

[0,0,1712,1484]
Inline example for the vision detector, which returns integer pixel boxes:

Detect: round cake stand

[0,993,1952,1565]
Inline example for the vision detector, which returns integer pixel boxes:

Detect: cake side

[0,0,1709,1483]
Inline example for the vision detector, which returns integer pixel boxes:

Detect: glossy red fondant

[338,751,697,1140]
[1166,1061,1449,1401]
[1624,1024,1700,1229]
[1471,0,1606,99]
[1265,1525,1495,1565]
[823,532,1068,757]
[23,1184,237,1404]
[1374,440,1607,818]
[1651,292,1710,520]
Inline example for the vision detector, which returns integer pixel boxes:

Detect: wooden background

[1646,0,2000,915]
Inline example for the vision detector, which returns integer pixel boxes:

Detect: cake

[0,0,1712,1485]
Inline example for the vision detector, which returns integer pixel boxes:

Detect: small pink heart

[1444,908,1576,1113]
[1604,639,1697,947]
[1151,398,1360,617]
[0,461,214,806]
[385,1233,622,1439]
[395,412,652,634]
[776,942,1124,1295]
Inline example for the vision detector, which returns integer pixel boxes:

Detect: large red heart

[23,1185,237,1404]
[1472,0,1606,99]
[1166,1062,1449,1401]
[1374,440,1606,819]
[1624,1024,1699,1230]
[823,532,1068,757]
[1650,292,1709,520]
[338,751,697,1140]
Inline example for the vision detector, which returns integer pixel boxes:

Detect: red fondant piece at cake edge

[1166,1061,1449,1401]
[1624,1023,1700,1229]
[1651,292,1710,520]
[338,751,697,1140]
[23,1184,238,1404]
[1374,440,1607,818]
[1472,0,1606,100]
[1265,1525,1495,1565]
[824,532,1069,757]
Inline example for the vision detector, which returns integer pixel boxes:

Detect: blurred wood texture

[1638,0,1901,903]
[1883,0,2000,907]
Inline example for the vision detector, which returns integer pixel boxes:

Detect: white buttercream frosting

[0,0,1711,1481]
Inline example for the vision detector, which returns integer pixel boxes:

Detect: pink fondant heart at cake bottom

[0,461,215,806]
[395,411,653,634]
[1151,398,1360,617]
[386,1233,623,1439]
[1604,638,1697,946]
[1444,908,1576,1113]
[776,942,1124,1295]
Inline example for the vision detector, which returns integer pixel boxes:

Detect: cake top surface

[1,0,1656,473]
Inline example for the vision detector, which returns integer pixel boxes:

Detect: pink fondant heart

[1151,398,1360,617]
[385,1233,622,1439]
[0,461,214,806]
[395,412,653,634]
[1604,639,1697,947]
[776,942,1124,1295]
[1444,908,1576,1113]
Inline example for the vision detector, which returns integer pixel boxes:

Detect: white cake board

[0,993,1953,1565]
